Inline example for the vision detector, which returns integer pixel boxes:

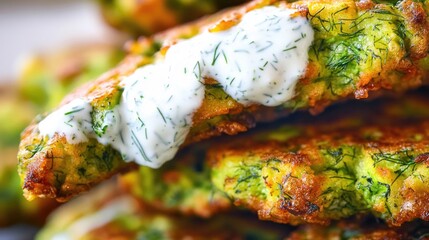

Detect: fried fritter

[120,90,429,226]
[37,180,294,240]
[210,121,429,226]
[288,219,429,240]
[0,147,59,226]
[18,0,429,201]
[208,98,429,226]
[37,178,429,240]
[119,143,232,218]
[97,0,248,35]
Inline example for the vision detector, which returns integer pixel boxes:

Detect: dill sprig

[371,149,417,184]
[26,139,45,158]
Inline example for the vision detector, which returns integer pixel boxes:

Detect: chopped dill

[212,41,222,66]
[157,107,167,124]
[257,41,273,52]
[64,108,85,115]
[222,50,228,64]
[131,130,151,162]
[193,61,202,80]
[27,139,44,158]
[371,149,417,184]
[137,116,145,128]
[283,46,297,52]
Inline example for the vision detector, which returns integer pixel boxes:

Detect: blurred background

[0,0,124,83]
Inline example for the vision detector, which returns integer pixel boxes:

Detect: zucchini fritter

[97,0,248,35]
[288,219,429,240]
[37,180,293,240]
[119,143,232,218]
[18,0,429,201]
[122,90,429,226]
[37,178,429,240]
[0,147,59,226]
[210,120,429,226]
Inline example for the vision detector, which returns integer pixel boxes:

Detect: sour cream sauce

[38,6,314,168]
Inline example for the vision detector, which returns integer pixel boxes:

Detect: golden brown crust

[400,0,429,59]
[208,118,429,226]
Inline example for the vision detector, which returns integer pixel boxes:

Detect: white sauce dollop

[38,6,314,168]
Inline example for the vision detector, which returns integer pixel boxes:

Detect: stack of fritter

[37,90,429,239]
[15,0,429,239]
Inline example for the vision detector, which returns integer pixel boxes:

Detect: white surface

[0,0,122,83]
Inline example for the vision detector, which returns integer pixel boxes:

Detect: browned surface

[208,116,429,226]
